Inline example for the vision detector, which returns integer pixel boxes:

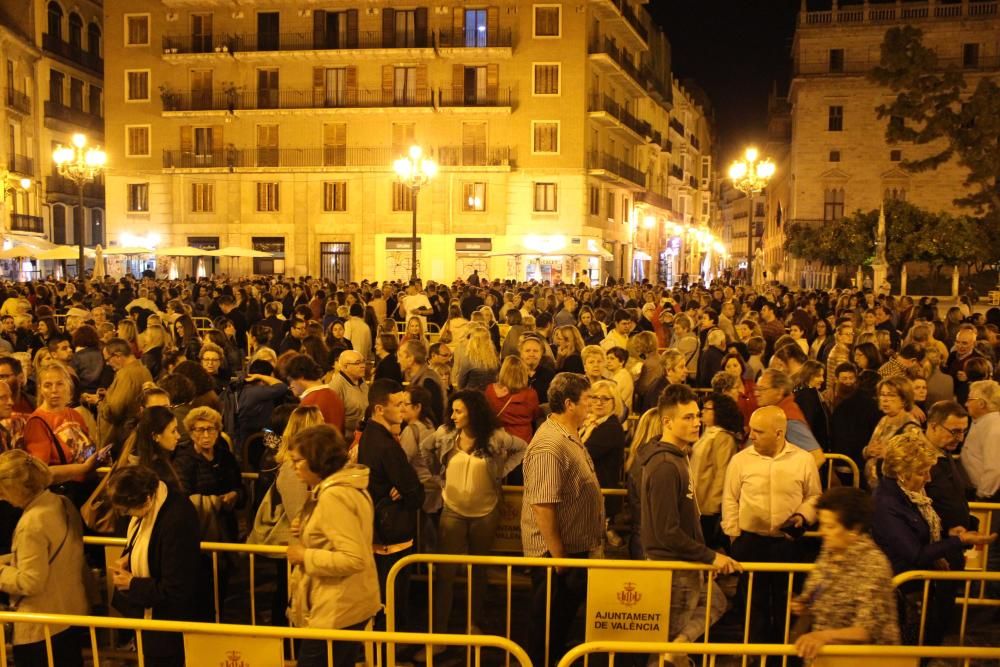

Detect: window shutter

[313,10,325,48]
[487,7,499,45]
[313,66,325,106]
[346,10,358,48]
[345,66,357,103]
[452,64,464,104]
[415,8,428,47]
[211,125,223,158]
[382,65,394,104]
[382,9,394,48]
[486,63,499,99]
[452,7,463,43]
[180,125,192,154]
[416,64,428,101]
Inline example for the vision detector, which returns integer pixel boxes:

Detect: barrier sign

[183,634,284,667]
[585,567,672,641]
[493,488,524,553]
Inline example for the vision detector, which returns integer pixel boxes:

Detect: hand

[794,629,831,660]
[390,487,401,501]
[712,552,742,575]
[948,526,967,538]
[959,531,998,546]
[787,514,804,528]
[287,543,306,565]
[956,371,968,382]
[82,451,100,472]
[221,491,239,510]
[110,564,133,590]
[290,516,301,539]
[790,597,807,616]
[81,393,100,406]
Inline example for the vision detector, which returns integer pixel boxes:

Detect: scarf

[126,481,169,619]
[900,485,942,542]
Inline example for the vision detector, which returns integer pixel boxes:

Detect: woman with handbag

[419,390,525,655]
[0,449,89,667]
[286,424,381,667]
[791,487,900,661]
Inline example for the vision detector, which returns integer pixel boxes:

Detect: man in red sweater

[285,354,345,435]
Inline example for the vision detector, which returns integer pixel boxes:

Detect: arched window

[87,23,101,57]
[68,12,82,49]
[47,1,63,40]
[52,205,66,244]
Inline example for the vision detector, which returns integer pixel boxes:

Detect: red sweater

[485,384,539,444]
[300,386,346,435]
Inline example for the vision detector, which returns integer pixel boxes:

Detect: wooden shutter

[346,10,358,48]
[180,125,193,153]
[211,125,223,165]
[452,64,464,105]
[313,10,325,48]
[345,66,357,104]
[382,8,394,48]
[313,66,325,106]
[382,65,394,104]
[416,64,428,102]
[487,7,499,45]
[486,63,499,100]
[415,8,428,47]
[452,7,463,45]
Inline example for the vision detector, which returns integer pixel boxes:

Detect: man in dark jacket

[358,378,424,631]
[925,401,977,545]
[635,384,740,659]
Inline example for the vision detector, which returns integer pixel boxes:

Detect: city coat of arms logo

[617,581,642,606]
[221,651,249,667]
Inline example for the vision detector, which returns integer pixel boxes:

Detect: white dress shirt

[961,411,1000,499]
[722,440,822,538]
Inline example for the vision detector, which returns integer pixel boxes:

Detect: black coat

[697,346,725,388]
[358,421,424,544]
[793,386,830,448]
[374,355,405,383]
[112,490,202,662]
[873,477,964,576]
[584,415,626,490]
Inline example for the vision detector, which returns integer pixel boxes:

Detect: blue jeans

[431,504,501,632]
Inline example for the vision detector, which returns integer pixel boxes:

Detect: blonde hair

[624,407,663,471]
[882,431,936,480]
[581,345,605,363]
[0,449,53,501]
[554,325,585,357]
[590,379,623,422]
[464,326,499,370]
[183,406,223,432]
[276,405,325,464]
[497,355,530,393]
[141,324,171,351]
[117,319,138,342]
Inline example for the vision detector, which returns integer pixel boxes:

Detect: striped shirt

[520,416,605,557]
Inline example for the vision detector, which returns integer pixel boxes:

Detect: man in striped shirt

[521,372,603,667]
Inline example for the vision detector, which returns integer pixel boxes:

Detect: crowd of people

[0,273,997,666]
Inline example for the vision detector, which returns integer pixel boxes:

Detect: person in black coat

[697,329,726,388]
[828,364,881,486]
[109,465,202,667]
[582,380,627,534]
[374,333,404,383]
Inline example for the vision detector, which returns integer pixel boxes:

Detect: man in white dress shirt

[722,405,821,644]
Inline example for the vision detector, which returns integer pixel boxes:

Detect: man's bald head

[339,350,366,382]
[748,405,787,457]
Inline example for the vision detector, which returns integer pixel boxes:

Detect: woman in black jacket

[581,379,627,546]
[108,465,202,667]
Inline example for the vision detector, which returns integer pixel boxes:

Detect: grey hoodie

[633,440,715,564]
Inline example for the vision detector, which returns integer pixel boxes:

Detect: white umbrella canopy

[102,246,154,256]
[0,246,42,259]
[206,246,273,258]
[155,246,209,257]
[35,246,97,261]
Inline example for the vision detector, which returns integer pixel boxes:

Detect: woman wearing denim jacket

[419,389,526,656]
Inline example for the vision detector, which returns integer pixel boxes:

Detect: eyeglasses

[592,396,614,403]
[190,426,218,435]
[201,357,222,364]
[345,361,366,367]
[934,424,966,439]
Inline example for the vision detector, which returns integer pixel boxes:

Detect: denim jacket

[419,425,527,498]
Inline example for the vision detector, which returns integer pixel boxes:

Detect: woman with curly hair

[691,393,743,549]
[172,314,201,362]
[553,324,585,373]
[453,325,499,391]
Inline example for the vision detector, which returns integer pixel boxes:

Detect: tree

[785,216,871,268]
[870,26,1000,217]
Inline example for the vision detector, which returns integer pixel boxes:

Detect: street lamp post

[728,147,774,285]
[393,145,437,282]
[52,133,106,276]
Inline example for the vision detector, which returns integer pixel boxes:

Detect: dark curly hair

[704,392,744,436]
[446,389,500,456]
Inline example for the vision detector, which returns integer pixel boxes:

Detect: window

[253,237,285,274]
[463,65,487,104]
[257,12,280,51]
[393,66,416,104]
[394,10,416,47]
[533,182,557,212]
[589,186,600,216]
[69,77,83,111]
[461,122,486,166]
[191,13,213,53]
[391,122,415,158]
[194,127,214,157]
[125,70,149,101]
[755,203,765,217]
[889,115,904,133]
[257,68,278,109]
[885,187,906,202]
[52,205,66,244]
[823,188,845,222]
[125,125,150,157]
[829,48,844,73]
[320,242,351,282]
[463,182,486,211]
[192,183,214,212]
[127,183,149,213]
[890,149,902,162]
[256,124,279,167]
[324,67,347,107]
[533,5,560,37]
[323,181,347,211]
[87,23,101,56]
[323,122,347,166]
[49,70,64,105]
[257,182,279,211]
[828,105,843,132]
[68,13,82,50]
[532,121,559,154]
[829,150,841,162]
[47,1,63,40]
[533,63,560,96]
[88,85,102,117]
[606,191,615,221]
[393,181,414,211]
[124,14,149,46]
[962,43,979,68]
[464,9,487,47]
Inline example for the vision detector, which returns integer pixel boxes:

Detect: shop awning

[633,250,652,261]
[3,234,57,251]
[489,236,613,261]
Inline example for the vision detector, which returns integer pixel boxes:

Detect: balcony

[587,151,645,188]
[44,100,104,135]
[436,27,513,49]
[234,30,429,54]
[794,53,1000,76]
[9,213,44,234]
[587,94,648,140]
[6,89,30,115]
[688,176,699,189]
[636,190,672,212]
[42,33,103,75]
[437,88,512,109]
[163,145,512,170]
[590,0,648,48]
[8,155,32,176]
[588,37,646,96]
[46,175,105,201]
[161,89,433,112]
[649,130,663,146]
[669,164,684,181]
[669,117,685,136]
[690,134,701,151]
[800,0,997,26]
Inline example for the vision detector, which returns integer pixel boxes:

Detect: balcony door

[191,69,212,110]
[257,124,279,167]
[463,66,486,105]
[191,13,212,53]
[257,12,279,51]
[464,9,487,47]
[257,68,278,109]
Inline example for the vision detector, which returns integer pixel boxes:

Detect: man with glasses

[329,350,369,435]
[961,380,1000,502]
[925,401,977,542]
[946,324,986,404]
[278,317,308,355]
[199,342,227,392]
[98,338,153,448]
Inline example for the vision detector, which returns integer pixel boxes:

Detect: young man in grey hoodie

[636,383,741,665]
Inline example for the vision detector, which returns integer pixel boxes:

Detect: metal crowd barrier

[0,610,531,667]
[892,570,1000,646]
[821,452,860,488]
[556,640,1000,667]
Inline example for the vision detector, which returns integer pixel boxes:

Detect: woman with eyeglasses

[0,449,89,667]
[863,376,922,489]
[108,464,201,667]
[581,379,627,547]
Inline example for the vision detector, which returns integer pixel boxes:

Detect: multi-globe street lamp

[393,145,437,282]
[53,133,106,275]
[728,147,775,283]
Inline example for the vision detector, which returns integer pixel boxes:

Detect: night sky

[648,0,800,162]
